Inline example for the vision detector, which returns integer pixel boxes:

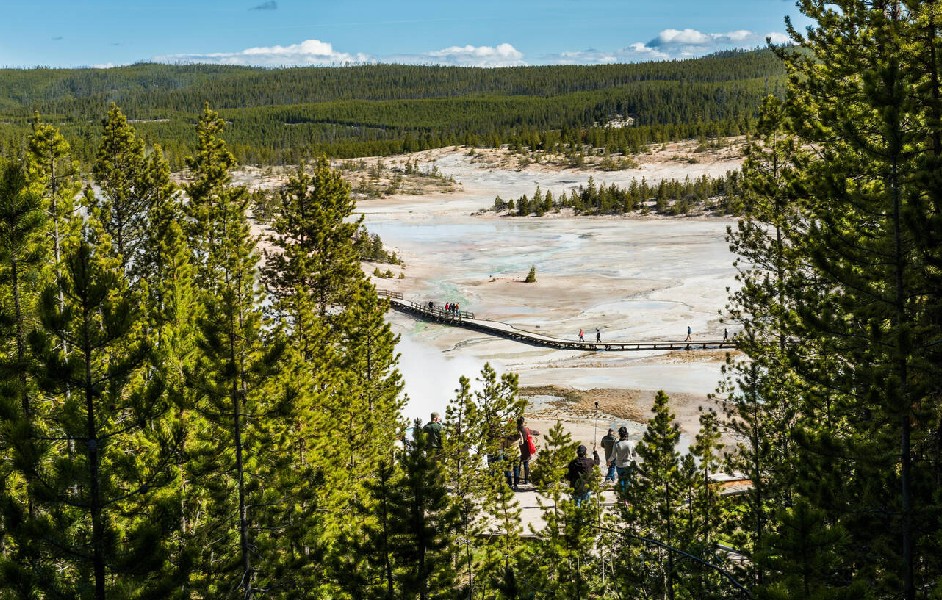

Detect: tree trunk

[891,156,914,600]
[83,303,106,600]
[231,318,253,600]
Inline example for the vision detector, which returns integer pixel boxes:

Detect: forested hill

[0,49,784,166]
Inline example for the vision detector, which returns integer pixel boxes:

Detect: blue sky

[1,1,809,69]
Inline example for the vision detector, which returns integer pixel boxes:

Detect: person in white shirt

[612,426,636,491]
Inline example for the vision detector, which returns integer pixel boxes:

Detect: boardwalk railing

[378,290,737,352]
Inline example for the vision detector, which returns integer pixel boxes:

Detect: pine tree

[263,157,362,325]
[138,144,196,592]
[260,156,405,595]
[528,421,604,599]
[92,104,169,283]
[0,159,44,447]
[472,364,526,597]
[730,3,942,597]
[723,96,806,586]
[321,282,405,594]
[341,455,404,599]
[761,499,867,600]
[679,408,730,597]
[388,419,461,599]
[615,390,683,599]
[26,115,80,276]
[30,219,177,599]
[441,375,486,597]
[183,105,276,598]
[0,159,48,595]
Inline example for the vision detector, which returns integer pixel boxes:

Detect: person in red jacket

[514,416,540,488]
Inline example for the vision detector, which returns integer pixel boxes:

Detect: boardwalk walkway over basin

[377,290,736,352]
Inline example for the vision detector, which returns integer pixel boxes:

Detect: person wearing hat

[566,444,600,505]
[600,428,617,483]
[613,426,637,491]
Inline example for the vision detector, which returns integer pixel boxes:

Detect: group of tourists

[489,417,541,492]
[565,426,638,504]
[600,426,638,489]
[425,301,463,315]
[420,411,638,504]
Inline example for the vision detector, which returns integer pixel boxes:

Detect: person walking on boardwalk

[723,327,728,341]
[596,328,601,342]
[685,325,691,342]
[579,328,584,342]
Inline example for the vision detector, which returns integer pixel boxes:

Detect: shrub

[524,266,537,283]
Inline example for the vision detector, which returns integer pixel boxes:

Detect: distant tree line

[494,172,743,217]
[0,49,784,168]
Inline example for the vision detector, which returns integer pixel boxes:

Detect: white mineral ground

[244,140,748,529]
[353,141,744,437]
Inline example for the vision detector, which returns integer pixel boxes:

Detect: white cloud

[424,43,525,67]
[650,28,759,48]
[723,30,754,42]
[152,27,782,70]
[625,42,670,60]
[654,28,713,46]
[554,49,618,65]
[155,39,525,68]
[766,31,792,45]
[594,27,771,61]
[154,39,370,67]
[539,26,774,65]
[383,43,525,67]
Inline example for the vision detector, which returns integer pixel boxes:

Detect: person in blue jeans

[600,428,617,483]
[613,427,636,491]
[566,445,600,506]
[513,416,540,488]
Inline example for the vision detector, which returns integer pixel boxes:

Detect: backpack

[526,429,537,455]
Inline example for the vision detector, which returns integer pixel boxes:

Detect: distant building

[605,114,636,128]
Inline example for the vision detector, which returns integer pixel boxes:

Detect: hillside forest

[0,49,784,169]
[1,1,942,599]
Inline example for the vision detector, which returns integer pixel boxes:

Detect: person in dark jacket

[422,412,443,455]
[566,445,600,505]
[600,428,617,483]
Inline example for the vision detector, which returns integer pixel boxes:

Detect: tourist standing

[566,445,600,506]
[600,428,617,482]
[596,328,601,342]
[515,417,540,487]
[613,426,636,491]
[422,412,443,454]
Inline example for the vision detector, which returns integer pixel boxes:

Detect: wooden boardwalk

[378,290,736,352]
